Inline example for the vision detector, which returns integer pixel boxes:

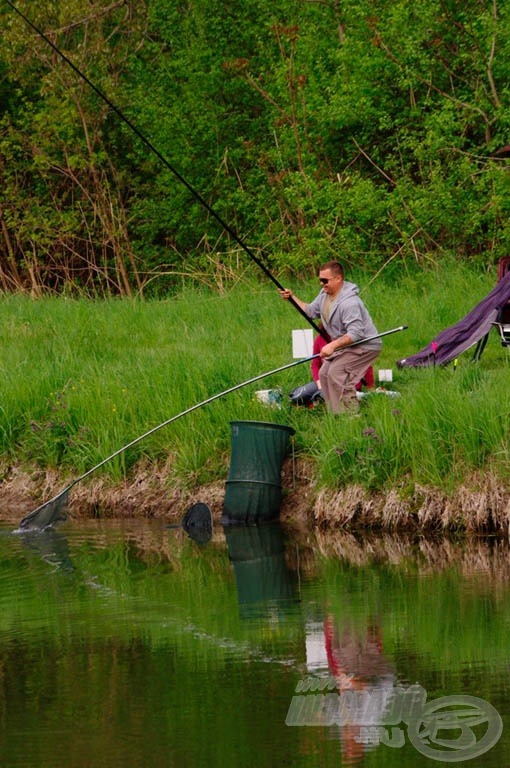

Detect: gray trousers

[319,346,381,413]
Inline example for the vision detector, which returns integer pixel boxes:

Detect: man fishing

[279,261,382,414]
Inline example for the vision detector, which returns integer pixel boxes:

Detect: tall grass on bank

[307,365,510,492]
[0,262,507,494]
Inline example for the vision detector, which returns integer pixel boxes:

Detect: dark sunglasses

[319,277,332,284]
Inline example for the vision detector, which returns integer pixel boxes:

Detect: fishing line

[4,0,327,337]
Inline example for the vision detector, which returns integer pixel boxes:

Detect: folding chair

[473,257,510,360]
[492,304,510,347]
[493,258,510,347]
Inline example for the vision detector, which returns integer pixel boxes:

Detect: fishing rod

[17,351,323,531]
[5,0,328,339]
[17,325,407,530]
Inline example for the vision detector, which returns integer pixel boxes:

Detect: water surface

[0,519,507,767]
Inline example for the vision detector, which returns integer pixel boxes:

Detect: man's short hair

[319,261,344,277]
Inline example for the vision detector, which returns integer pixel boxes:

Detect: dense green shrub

[1,1,510,294]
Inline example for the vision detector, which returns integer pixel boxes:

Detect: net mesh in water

[181,503,213,545]
[18,490,69,531]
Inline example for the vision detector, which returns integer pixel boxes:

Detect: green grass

[0,261,508,494]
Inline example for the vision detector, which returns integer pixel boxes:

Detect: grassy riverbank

[0,262,508,531]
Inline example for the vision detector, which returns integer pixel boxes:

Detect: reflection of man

[324,616,393,686]
[324,615,396,763]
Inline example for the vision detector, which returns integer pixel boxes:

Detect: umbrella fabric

[397,270,510,368]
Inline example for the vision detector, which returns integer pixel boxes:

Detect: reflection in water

[296,528,510,583]
[323,615,396,764]
[290,531,510,765]
[0,519,508,768]
[223,522,297,618]
[17,528,74,572]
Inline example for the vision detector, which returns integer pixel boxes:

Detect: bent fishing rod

[17,325,407,530]
[5,0,327,340]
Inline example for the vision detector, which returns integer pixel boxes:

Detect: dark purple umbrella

[397,270,510,368]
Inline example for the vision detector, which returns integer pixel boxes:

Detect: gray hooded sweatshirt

[305,281,381,351]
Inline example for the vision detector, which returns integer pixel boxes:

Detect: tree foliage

[1,0,510,295]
